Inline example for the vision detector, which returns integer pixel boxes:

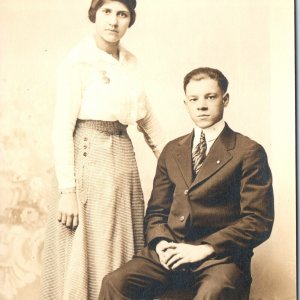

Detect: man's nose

[197,98,208,110]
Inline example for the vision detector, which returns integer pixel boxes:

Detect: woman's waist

[78,96,148,125]
[76,119,128,135]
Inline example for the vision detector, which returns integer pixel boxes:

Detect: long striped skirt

[40,120,145,300]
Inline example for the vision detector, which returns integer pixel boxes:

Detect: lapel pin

[217,160,220,164]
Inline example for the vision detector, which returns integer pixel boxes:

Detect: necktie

[192,130,207,176]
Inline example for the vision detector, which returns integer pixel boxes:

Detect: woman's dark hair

[88,0,136,27]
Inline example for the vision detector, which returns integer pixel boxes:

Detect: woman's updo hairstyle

[89,0,136,27]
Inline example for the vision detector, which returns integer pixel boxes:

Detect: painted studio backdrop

[0,0,295,299]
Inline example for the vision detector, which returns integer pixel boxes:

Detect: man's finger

[164,249,179,263]
[157,250,164,261]
[166,253,182,268]
[161,262,170,270]
[157,251,169,270]
[158,242,173,252]
[159,257,170,270]
[171,257,187,270]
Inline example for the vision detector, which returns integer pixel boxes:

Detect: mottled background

[0,0,295,299]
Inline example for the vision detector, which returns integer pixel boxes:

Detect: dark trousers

[99,247,251,300]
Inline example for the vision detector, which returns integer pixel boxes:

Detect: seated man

[99,67,274,300]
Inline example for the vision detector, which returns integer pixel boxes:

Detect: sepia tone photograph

[0,0,295,299]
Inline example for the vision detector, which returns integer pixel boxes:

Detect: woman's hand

[57,192,79,230]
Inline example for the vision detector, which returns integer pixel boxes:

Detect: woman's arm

[136,96,165,158]
[52,63,82,190]
[52,62,82,230]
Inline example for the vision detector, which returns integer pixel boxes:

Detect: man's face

[184,78,229,129]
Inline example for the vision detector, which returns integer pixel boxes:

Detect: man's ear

[223,93,229,107]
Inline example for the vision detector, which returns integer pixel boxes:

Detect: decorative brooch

[99,70,110,84]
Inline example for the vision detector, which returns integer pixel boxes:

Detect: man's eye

[189,98,197,102]
[207,95,216,100]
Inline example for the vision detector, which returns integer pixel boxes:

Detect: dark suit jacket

[144,124,274,270]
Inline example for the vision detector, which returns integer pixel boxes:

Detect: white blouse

[53,36,164,189]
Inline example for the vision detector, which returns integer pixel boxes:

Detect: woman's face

[95,0,131,45]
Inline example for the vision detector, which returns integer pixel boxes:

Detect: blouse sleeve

[52,62,82,190]
[136,96,165,158]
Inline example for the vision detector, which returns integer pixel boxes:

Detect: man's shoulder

[235,131,263,149]
[162,133,191,156]
[229,127,267,155]
[163,133,191,150]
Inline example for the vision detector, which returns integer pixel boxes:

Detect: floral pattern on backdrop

[0,99,57,299]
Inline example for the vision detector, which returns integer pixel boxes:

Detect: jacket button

[83,152,87,157]
[184,189,188,195]
[180,216,185,222]
[84,137,88,141]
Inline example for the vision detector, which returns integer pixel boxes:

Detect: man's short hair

[183,67,229,94]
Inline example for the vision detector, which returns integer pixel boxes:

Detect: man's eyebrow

[204,92,219,96]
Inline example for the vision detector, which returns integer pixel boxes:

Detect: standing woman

[39,0,164,299]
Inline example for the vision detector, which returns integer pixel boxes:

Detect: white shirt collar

[193,119,225,152]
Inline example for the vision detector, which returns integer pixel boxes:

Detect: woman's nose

[109,14,118,26]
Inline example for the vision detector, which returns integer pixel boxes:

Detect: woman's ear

[222,93,229,107]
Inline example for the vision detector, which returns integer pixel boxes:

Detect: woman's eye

[102,9,111,15]
[118,12,129,18]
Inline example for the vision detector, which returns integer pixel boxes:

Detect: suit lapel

[173,124,236,189]
[175,132,194,187]
[191,124,236,188]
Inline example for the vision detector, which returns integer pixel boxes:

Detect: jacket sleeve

[144,144,176,246]
[202,143,274,256]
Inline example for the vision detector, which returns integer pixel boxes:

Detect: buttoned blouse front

[53,36,163,189]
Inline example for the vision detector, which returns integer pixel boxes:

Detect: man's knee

[101,273,115,290]
[196,280,244,300]
[195,264,251,300]
[100,257,156,299]
[101,270,127,298]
